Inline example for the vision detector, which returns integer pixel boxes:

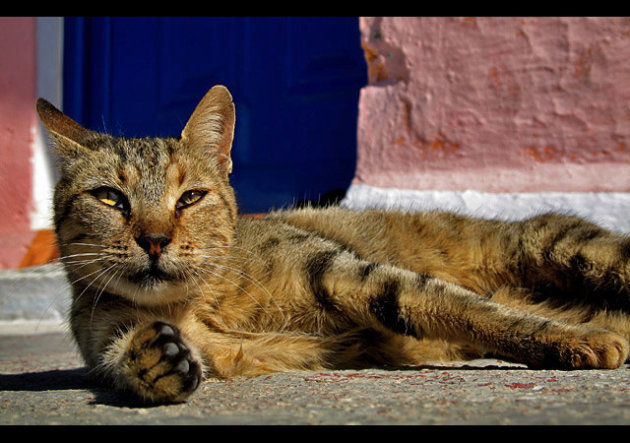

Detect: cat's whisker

[198,254,255,265]
[59,243,109,251]
[63,242,110,248]
[30,256,112,327]
[197,260,286,322]
[195,265,270,315]
[52,243,110,261]
[66,260,113,285]
[186,267,221,308]
[56,255,110,270]
[201,260,276,301]
[198,244,251,252]
[58,252,109,261]
[30,277,72,333]
[90,266,124,324]
[61,257,109,269]
[90,265,122,322]
[200,260,291,330]
[71,262,119,308]
[182,267,202,296]
[61,256,106,264]
[129,273,144,314]
[198,244,261,260]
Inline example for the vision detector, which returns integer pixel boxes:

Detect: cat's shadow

[0,368,150,407]
[0,362,551,409]
[0,367,90,392]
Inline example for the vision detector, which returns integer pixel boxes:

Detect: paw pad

[128,321,202,402]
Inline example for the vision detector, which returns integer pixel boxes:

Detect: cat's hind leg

[518,214,630,309]
[303,247,629,370]
[515,213,630,339]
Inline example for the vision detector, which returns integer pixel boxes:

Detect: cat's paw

[555,329,629,370]
[124,321,203,403]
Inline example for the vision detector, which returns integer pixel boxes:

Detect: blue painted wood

[63,17,366,212]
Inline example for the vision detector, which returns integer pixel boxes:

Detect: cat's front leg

[102,321,204,403]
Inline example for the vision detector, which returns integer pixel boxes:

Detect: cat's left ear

[181,85,235,175]
[36,98,96,154]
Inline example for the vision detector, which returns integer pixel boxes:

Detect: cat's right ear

[36,98,95,155]
[180,85,236,175]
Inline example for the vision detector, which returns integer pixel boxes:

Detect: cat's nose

[136,233,171,258]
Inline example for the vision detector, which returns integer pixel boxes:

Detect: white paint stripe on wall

[341,184,630,234]
[31,17,63,231]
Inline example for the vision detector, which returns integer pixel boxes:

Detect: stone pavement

[1,329,629,425]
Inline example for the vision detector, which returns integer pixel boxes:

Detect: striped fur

[37,85,630,404]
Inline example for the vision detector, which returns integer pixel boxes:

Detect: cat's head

[37,85,238,306]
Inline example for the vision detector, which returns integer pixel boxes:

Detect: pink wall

[0,17,36,268]
[355,17,630,192]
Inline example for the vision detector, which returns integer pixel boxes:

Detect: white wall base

[341,184,630,234]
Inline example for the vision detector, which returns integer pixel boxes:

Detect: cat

[36,85,630,404]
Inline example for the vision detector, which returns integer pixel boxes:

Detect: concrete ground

[1,329,629,425]
[1,264,629,425]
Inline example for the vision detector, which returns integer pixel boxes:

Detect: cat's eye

[177,190,207,210]
[91,187,127,212]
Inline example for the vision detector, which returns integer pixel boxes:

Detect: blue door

[63,17,367,213]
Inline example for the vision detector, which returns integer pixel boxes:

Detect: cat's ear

[181,85,235,175]
[36,98,96,155]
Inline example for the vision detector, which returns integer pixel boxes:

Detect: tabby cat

[37,85,630,404]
